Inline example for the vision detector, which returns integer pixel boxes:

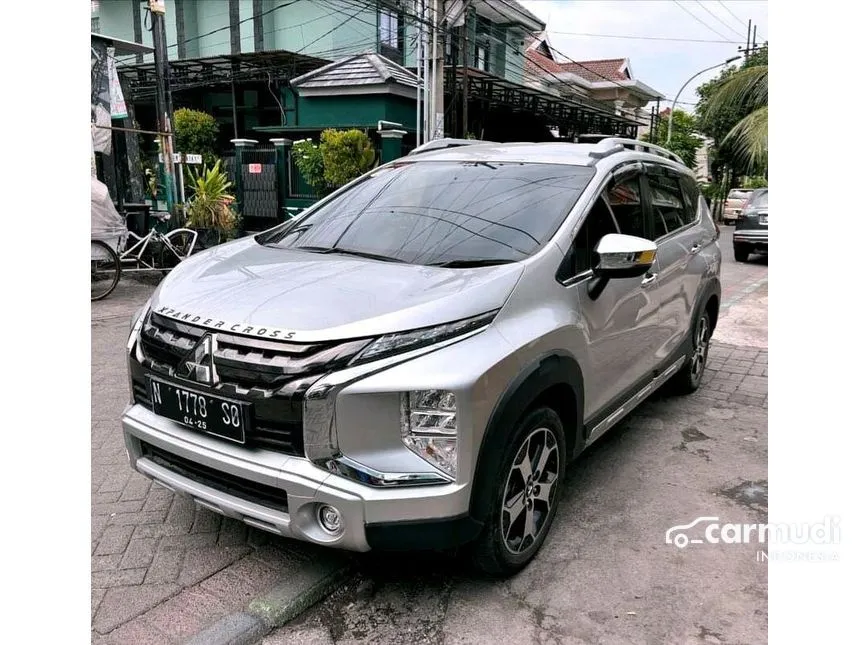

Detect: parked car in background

[721,188,754,224]
[733,188,768,262]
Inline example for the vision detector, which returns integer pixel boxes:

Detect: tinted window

[647,172,687,235]
[679,175,702,221]
[572,196,619,275]
[606,176,645,239]
[259,162,596,265]
[749,189,768,208]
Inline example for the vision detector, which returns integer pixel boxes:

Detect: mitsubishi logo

[176,333,219,385]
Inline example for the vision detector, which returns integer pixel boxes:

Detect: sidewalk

[91,279,350,644]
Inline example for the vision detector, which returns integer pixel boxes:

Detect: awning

[118,50,328,102]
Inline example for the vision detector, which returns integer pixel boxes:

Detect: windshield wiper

[295,246,405,263]
[429,259,516,268]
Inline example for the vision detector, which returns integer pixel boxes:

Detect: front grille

[131,311,370,456]
[141,442,289,513]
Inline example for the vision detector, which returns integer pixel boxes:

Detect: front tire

[734,244,750,262]
[469,407,566,576]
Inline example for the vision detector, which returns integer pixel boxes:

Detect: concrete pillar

[230,138,257,218]
[270,138,291,220]
[378,129,407,163]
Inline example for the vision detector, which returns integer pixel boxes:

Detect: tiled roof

[291,52,417,89]
[559,58,629,83]
[525,49,563,77]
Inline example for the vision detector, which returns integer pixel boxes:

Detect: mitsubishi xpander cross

[123,139,721,575]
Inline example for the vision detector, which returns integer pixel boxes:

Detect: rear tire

[91,240,121,301]
[733,244,750,262]
[668,311,712,395]
[469,407,566,577]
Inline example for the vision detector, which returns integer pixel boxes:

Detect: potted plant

[184,160,239,248]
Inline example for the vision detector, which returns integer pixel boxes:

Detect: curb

[183,556,356,645]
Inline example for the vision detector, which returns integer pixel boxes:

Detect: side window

[646,170,687,236]
[606,176,645,239]
[572,194,619,275]
[679,175,702,222]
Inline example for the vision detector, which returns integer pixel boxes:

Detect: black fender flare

[468,352,584,525]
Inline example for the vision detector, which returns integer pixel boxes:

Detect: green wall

[291,94,415,131]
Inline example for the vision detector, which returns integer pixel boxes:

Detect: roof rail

[407,138,497,156]
[587,138,684,165]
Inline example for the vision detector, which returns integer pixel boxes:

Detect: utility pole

[752,25,757,52]
[744,19,751,59]
[430,0,444,140]
[149,0,176,211]
[460,1,469,138]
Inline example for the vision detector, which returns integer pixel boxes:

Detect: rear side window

[606,176,645,239]
[647,171,688,236]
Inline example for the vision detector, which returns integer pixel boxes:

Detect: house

[523,32,664,133]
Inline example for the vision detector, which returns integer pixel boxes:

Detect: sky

[519,0,769,113]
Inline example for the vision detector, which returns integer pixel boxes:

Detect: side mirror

[593,233,657,279]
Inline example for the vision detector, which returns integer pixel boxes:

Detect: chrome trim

[314,455,453,487]
[586,356,686,446]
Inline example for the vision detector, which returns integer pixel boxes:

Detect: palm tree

[704,65,768,173]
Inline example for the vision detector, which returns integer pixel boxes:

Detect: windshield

[749,190,768,208]
[258,161,595,266]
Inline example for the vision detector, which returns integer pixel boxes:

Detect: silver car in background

[123,139,721,575]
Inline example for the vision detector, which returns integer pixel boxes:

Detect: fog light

[318,504,343,535]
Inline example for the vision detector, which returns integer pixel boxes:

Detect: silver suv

[123,139,721,575]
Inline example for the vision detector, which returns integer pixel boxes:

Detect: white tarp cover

[91,177,127,251]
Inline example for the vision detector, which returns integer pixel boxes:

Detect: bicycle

[119,211,198,274]
[90,212,198,301]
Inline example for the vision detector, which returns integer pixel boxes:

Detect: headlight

[400,390,458,479]
[350,310,497,365]
[127,299,151,350]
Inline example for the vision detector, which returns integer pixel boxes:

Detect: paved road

[266,228,769,645]
[91,233,767,644]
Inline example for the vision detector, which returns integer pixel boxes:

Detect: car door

[563,165,665,420]
[642,164,702,363]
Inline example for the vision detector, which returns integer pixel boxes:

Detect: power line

[694,0,747,39]
[672,0,735,42]
[547,30,746,45]
[717,1,749,30]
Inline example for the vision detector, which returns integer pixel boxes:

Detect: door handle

[641,272,658,287]
[690,243,702,255]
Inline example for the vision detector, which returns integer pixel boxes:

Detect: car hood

[150,237,524,342]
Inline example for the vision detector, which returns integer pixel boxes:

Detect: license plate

[148,377,250,443]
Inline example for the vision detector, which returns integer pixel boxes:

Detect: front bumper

[123,404,473,552]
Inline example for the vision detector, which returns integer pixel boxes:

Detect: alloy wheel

[500,427,560,555]
[690,315,711,380]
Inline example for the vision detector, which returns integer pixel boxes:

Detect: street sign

[184,154,203,164]
[158,153,183,163]
[248,163,262,174]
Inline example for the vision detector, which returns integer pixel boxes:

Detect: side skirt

[584,355,686,448]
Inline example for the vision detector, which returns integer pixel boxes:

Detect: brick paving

[91,279,338,644]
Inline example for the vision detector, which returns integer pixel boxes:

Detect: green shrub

[292,138,327,195]
[185,160,238,233]
[320,129,376,188]
[174,108,219,166]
